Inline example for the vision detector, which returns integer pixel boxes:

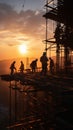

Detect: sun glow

[18,44,27,54]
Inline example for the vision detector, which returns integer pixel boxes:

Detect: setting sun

[18,44,27,54]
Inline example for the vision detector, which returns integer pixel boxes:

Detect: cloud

[0,3,53,47]
[0,3,18,23]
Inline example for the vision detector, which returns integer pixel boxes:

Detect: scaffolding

[1,1,73,129]
[43,0,73,73]
[1,72,73,129]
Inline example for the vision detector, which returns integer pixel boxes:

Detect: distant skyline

[0,0,55,60]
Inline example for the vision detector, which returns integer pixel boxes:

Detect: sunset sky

[0,0,55,60]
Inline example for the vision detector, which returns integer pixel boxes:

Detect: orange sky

[0,1,56,61]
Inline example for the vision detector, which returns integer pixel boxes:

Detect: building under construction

[43,0,73,73]
[1,0,73,130]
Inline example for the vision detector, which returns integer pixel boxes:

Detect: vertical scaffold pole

[15,80,17,123]
[9,81,12,129]
[45,0,48,56]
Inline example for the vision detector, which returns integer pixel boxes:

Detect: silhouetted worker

[40,52,48,75]
[30,59,38,73]
[19,61,24,73]
[49,57,54,74]
[10,61,16,75]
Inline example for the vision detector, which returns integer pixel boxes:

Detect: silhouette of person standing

[49,57,54,74]
[40,52,48,75]
[19,61,24,73]
[30,59,38,73]
[10,61,16,75]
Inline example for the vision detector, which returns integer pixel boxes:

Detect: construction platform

[0,72,73,130]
